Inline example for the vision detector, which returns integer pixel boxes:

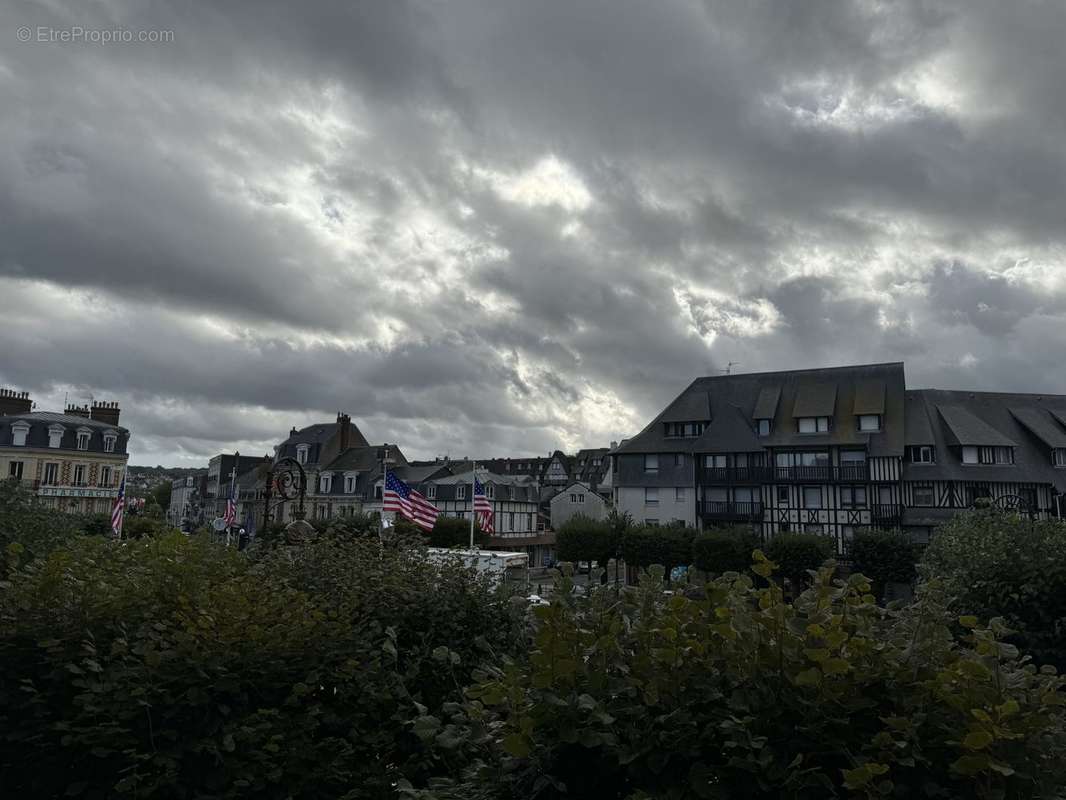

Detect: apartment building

[612,362,1066,549]
[0,389,130,515]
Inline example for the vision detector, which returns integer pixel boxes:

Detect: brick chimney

[0,388,32,416]
[65,404,91,419]
[89,400,121,426]
[337,412,351,451]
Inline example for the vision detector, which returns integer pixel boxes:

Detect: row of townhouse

[612,362,1066,550]
[0,389,130,515]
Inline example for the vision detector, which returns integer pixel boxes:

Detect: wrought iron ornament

[262,456,307,527]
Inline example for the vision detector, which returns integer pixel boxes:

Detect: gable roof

[752,386,780,419]
[853,380,886,416]
[1009,407,1066,449]
[792,383,837,418]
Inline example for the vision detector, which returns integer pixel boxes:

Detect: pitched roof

[321,444,406,472]
[1009,407,1066,449]
[8,411,127,431]
[792,383,837,418]
[937,405,1017,447]
[692,401,762,453]
[853,380,886,416]
[904,392,936,445]
[752,386,780,419]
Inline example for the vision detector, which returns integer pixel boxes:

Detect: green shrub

[0,532,524,798]
[622,526,694,577]
[692,527,761,575]
[556,515,617,567]
[434,558,1066,799]
[427,515,488,548]
[1,479,108,571]
[766,532,835,588]
[848,529,919,600]
[921,509,1066,669]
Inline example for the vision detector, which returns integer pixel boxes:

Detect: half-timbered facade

[614,362,1066,550]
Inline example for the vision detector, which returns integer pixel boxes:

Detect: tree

[556,516,618,581]
[151,480,172,513]
[428,515,488,548]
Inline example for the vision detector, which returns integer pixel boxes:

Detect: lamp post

[261,456,307,530]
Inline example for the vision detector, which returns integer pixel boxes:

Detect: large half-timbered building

[613,363,1066,549]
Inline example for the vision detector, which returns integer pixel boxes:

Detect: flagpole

[380,446,389,541]
[470,461,476,549]
[228,464,238,546]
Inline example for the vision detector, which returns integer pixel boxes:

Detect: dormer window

[48,424,65,448]
[486,484,495,499]
[797,417,830,434]
[962,446,1014,465]
[857,414,882,432]
[664,421,706,438]
[756,418,771,436]
[11,421,30,447]
[456,485,466,500]
[319,474,332,493]
[103,432,117,453]
[1054,449,1066,468]
[344,473,357,493]
[908,445,935,464]
[77,431,91,450]
[296,444,309,464]
[427,484,437,500]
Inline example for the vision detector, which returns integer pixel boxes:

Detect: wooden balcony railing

[870,503,904,523]
[698,463,871,484]
[699,501,764,520]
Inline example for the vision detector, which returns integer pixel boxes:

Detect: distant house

[549,480,608,529]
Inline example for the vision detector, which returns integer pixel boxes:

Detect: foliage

[428,515,488,549]
[848,529,919,600]
[621,525,694,576]
[691,526,761,576]
[1,479,106,571]
[605,507,633,537]
[0,533,525,799]
[151,480,173,513]
[922,509,1066,670]
[765,532,836,588]
[424,556,1066,800]
[556,515,618,566]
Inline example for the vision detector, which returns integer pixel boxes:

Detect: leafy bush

[848,529,919,600]
[922,509,1066,669]
[556,515,617,567]
[692,527,761,575]
[430,555,1066,799]
[621,526,694,577]
[766,532,836,588]
[1,479,108,571]
[0,532,525,798]
[428,515,488,548]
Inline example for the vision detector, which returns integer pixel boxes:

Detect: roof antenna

[719,361,741,375]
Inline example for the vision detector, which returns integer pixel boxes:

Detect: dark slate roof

[853,380,886,415]
[792,383,837,418]
[937,405,1017,447]
[659,384,711,422]
[904,392,936,445]
[321,444,408,472]
[1009,407,1066,449]
[903,389,1066,489]
[279,423,339,446]
[692,401,762,453]
[616,362,906,457]
[752,386,780,419]
[6,411,127,431]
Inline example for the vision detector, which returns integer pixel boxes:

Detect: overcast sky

[2,1,1065,466]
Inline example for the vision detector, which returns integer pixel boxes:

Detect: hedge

[765,532,836,588]
[692,527,761,575]
[848,528,919,600]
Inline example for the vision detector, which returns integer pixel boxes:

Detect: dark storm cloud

[2,0,1066,465]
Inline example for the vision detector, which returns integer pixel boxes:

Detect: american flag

[383,471,439,531]
[223,478,237,527]
[473,476,494,534]
[110,470,126,538]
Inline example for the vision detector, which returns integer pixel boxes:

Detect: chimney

[337,412,351,451]
[290,426,298,437]
[610,441,618,450]
[0,388,33,416]
[65,404,91,419]
[89,400,121,426]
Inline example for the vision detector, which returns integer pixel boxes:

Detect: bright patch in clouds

[486,155,593,212]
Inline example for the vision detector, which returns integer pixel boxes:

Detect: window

[456,485,466,500]
[345,474,357,493]
[802,487,822,509]
[296,445,309,465]
[48,425,64,448]
[100,465,112,487]
[644,454,659,473]
[73,465,86,486]
[1055,449,1066,467]
[645,487,659,506]
[797,416,830,434]
[570,492,584,503]
[509,512,515,530]
[11,422,29,447]
[857,414,881,432]
[840,450,866,463]
[757,418,771,436]
[909,445,935,464]
[705,454,727,468]
[968,446,1014,465]
[8,461,23,479]
[664,421,706,438]
[777,486,789,504]
[319,474,332,494]
[43,463,58,484]
[76,431,91,450]
[840,486,867,508]
[799,451,829,467]
[486,484,495,499]
[103,434,117,453]
[912,485,934,505]
[674,453,684,467]
[675,487,686,501]
[961,446,978,464]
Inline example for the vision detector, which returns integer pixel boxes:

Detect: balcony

[700,464,870,484]
[700,466,771,484]
[870,504,904,525]
[700,500,764,521]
